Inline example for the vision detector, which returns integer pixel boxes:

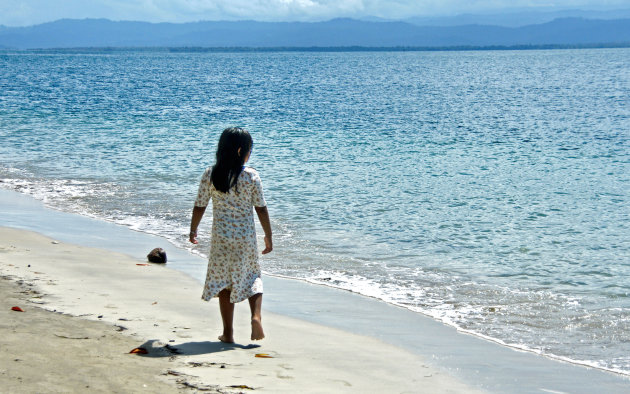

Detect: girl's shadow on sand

[134,339,260,357]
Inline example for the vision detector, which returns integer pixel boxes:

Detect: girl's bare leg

[248,293,265,340]
[218,289,235,343]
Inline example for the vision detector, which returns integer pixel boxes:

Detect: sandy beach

[0,226,480,393]
[0,276,178,393]
[1,189,630,393]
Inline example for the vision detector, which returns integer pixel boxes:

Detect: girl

[189,127,272,343]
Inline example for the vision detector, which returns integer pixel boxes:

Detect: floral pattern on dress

[195,166,267,303]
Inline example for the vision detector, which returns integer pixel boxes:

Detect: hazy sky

[1,0,628,26]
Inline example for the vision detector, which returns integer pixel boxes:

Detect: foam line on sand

[0,227,480,393]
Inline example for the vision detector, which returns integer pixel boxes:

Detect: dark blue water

[1,48,629,374]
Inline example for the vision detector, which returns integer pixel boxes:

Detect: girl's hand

[262,235,273,254]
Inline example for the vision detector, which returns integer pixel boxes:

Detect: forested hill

[1,17,629,49]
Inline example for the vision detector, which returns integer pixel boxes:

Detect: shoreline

[0,227,478,393]
[4,183,630,379]
[1,188,630,392]
[269,272,630,378]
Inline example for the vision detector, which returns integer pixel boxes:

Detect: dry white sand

[0,277,178,393]
[0,227,482,393]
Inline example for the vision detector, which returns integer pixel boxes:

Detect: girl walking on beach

[189,127,273,342]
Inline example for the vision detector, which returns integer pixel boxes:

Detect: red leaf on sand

[129,347,148,354]
[136,263,150,266]
[11,306,24,312]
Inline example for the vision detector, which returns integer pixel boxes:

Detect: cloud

[1,0,629,26]
[137,0,368,21]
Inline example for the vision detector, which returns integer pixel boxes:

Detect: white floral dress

[194,166,266,303]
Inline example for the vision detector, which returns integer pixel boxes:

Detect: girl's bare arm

[255,206,273,254]
[189,206,206,244]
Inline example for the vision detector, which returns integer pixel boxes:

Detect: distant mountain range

[1,17,629,50]
[403,8,630,27]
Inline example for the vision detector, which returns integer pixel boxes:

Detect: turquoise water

[1,48,629,374]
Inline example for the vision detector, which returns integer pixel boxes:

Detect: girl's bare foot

[251,317,265,340]
[218,334,234,343]
[218,329,234,343]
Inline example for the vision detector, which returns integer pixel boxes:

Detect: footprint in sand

[330,379,352,387]
[276,371,294,380]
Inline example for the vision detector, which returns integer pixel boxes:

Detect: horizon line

[3,42,629,53]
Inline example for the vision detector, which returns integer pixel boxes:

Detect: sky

[0,0,629,26]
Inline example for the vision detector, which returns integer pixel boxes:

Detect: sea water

[1,48,629,374]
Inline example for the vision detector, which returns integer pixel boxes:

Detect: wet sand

[0,227,480,393]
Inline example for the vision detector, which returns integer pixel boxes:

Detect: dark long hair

[210,127,253,193]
